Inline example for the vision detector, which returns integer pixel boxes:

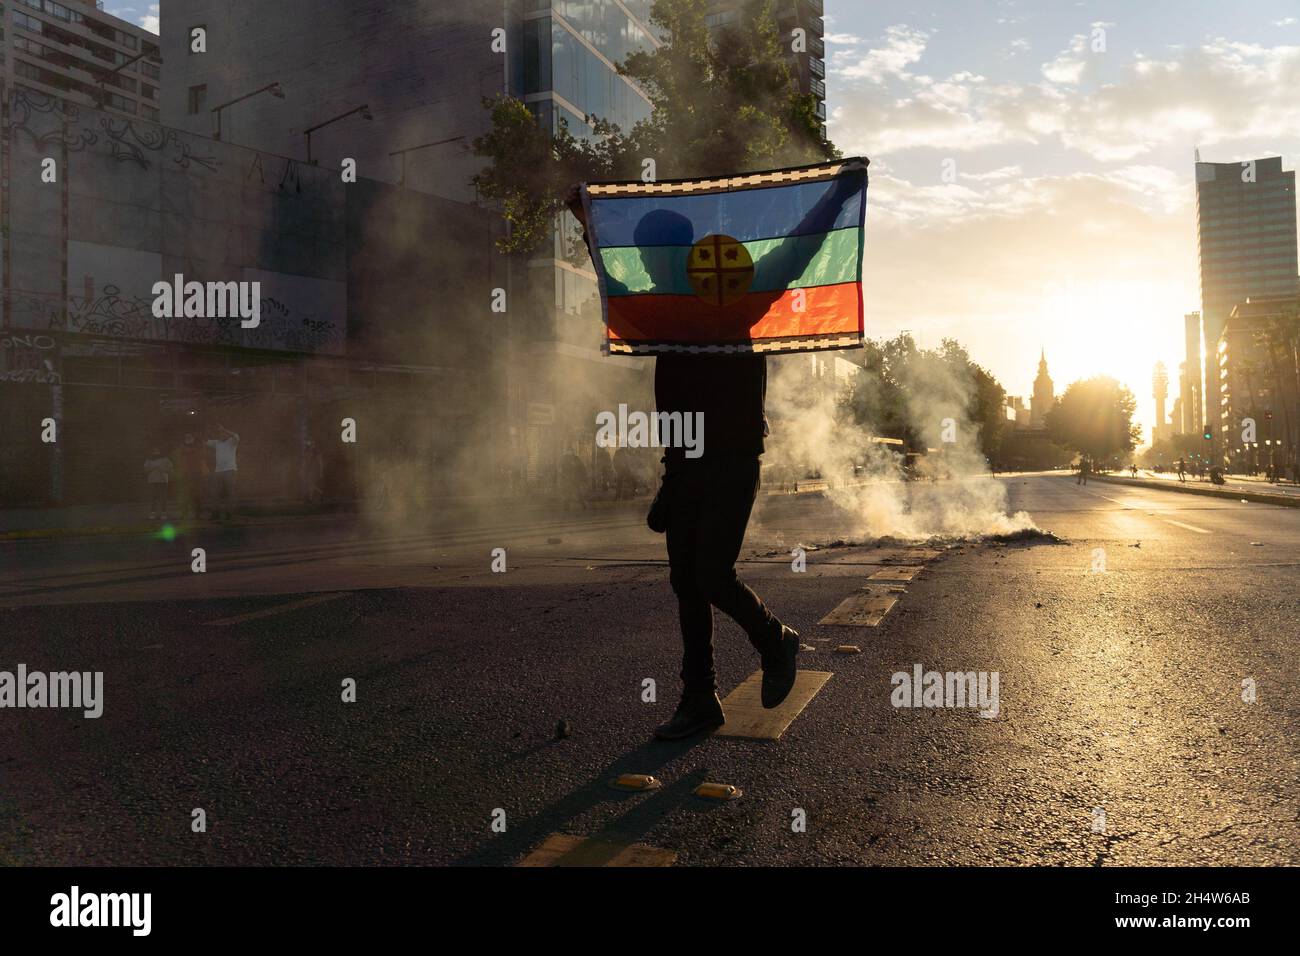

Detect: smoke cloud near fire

[760,349,1038,542]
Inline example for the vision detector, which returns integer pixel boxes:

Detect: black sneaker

[761,624,800,709]
[653,691,725,740]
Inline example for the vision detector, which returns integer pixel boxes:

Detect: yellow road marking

[714,670,833,740]
[868,565,923,581]
[202,591,352,626]
[518,833,676,867]
[820,588,899,626]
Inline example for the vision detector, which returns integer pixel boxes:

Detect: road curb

[1087,473,1300,507]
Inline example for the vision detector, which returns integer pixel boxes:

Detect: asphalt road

[2,474,1297,865]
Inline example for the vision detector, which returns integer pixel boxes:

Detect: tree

[1046,376,1141,464]
[471,0,838,254]
[839,334,1007,461]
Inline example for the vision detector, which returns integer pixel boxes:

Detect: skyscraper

[1194,156,1299,459]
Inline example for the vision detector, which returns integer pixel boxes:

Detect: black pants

[665,456,778,695]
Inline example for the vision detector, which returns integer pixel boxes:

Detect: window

[141,83,156,100]
[188,83,207,115]
[140,104,159,121]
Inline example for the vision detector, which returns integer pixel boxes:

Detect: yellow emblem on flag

[686,234,754,306]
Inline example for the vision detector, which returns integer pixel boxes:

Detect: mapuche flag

[580,157,868,356]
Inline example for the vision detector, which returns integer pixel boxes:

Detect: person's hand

[564,183,587,228]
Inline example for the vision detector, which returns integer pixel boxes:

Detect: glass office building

[519,0,658,347]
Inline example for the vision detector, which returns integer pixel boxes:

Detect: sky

[105,3,158,34]
[823,0,1300,443]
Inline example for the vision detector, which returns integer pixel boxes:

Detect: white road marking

[1160,519,1211,534]
[202,591,352,626]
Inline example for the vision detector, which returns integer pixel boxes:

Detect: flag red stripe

[606,282,863,345]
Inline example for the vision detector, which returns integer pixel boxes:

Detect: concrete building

[158,0,663,489]
[708,0,826,135]
[1217,293,1299,475]
[1004,395,1029,429]
[3,0,161,120]
[1195,156,1299,461]
[0,85,504,507]
[159,1,509,202]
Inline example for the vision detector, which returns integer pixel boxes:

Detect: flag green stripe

[598,227,861,297]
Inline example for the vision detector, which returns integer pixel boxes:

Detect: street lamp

[211,82,285,142]
[304,104,373,165]
[94,49,163,112]
[389,136,465,188]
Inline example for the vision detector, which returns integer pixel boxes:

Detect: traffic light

[1203,425,1213,440]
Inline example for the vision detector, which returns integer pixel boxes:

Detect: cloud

[1003,38,1031,58]
[833,25,930,83]
[1041,34,1090,84]
[831,34,1300,163]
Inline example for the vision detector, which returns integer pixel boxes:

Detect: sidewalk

[0,489,658,541]
[0,499,356,541]
[1088,471,1300,507]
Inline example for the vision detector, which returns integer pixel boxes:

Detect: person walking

[207,424,240,523]
[143,447,173,520]
[568,189,800,740]
[1177,457,1187,484]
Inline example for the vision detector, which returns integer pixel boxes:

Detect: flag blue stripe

[589,174,866,248]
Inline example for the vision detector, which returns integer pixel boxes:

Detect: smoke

[760,348,1037,542]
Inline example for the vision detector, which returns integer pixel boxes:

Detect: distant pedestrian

[1130,463,1138,478]
[143,447,173,519]
[1076,457,1089,486]
[207,424,240,522]
[177,433,205,519]
[1176,457,1187,483]
[613,446,636,500]
[559,448,588,511]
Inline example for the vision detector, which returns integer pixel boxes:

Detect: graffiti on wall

[10,87,221,173]
[1,332,61,385]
